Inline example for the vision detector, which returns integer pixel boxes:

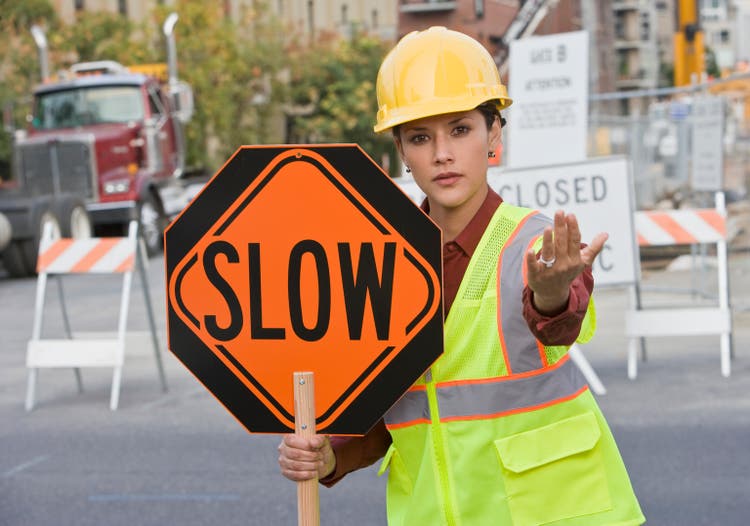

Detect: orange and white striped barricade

[25,221,167,411]
[625,192,732,378]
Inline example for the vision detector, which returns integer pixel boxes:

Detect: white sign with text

[691,96,724,191]
[506,31,589,168]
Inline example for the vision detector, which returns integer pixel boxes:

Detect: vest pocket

[378,443,413,495]
[378,444,414,526]
[494,411,613,525]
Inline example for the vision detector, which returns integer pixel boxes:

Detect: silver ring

[539,255,556,268]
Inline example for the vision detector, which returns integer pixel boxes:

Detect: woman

[278,26,644,525]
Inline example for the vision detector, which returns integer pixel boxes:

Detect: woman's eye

[452,125,470,136]
[409,134,428,144]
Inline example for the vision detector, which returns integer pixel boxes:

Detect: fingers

[531,211,609,277]
[532,211,575,270]
[549,211,606,266]
[565,214,582,260]
[526,247,540,277]
[278,434,332,482]
[539,225,554,264]
[553,210,567,257]
[581,232,609,266]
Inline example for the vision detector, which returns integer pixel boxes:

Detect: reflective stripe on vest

[385,205,588,430]
[385,355,587,428]
[498,211,551,373]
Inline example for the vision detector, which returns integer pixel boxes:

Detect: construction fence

[586,87,750,212]
[575,81,750,327]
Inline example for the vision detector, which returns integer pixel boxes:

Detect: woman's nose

[433,134,454,164]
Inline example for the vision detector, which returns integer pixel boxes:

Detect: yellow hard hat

[374,26,512,133]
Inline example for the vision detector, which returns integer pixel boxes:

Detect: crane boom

[674,0,705,86]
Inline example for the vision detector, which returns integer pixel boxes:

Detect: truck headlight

[103,179,131,195]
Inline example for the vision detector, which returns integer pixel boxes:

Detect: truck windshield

[34,85,145,129]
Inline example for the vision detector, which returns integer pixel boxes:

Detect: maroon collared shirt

[321,187,593,485]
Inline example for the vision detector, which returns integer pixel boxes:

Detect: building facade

[51,0,398,42]
[735,0,750,64]
[50,0,158,24]
[271,0,397,41]
[612,0,659,91]
[398,0,581,64]
[701,0,738,71]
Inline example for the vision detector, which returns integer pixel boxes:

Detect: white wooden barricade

[25,221,167,410]
[625,192,732,378]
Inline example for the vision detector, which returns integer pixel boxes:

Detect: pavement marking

[88,493,241,502]
[2,455,49,478]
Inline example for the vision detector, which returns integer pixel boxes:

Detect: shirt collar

[421,186,503,258]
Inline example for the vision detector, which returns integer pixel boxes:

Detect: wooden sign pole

[294,371,320,526]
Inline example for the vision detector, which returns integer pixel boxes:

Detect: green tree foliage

[0,0,56,31]
[51,11,151,66]
[0,0,58,179]
[285,29,396,176]
[704,46,722,79]
[150,0,289,169]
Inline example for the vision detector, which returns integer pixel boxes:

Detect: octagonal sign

[165,145,443,435]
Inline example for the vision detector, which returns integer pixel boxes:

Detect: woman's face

[395,108,501,214]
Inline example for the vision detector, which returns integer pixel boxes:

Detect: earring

[405,166,411,173]
[488,151,496,158]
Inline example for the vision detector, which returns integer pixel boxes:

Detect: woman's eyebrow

[404,116,471,133]
[448,115,471,125]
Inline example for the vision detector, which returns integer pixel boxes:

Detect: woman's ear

[488,115,502,152]
[394,136,403,156]
[394,136,406,165]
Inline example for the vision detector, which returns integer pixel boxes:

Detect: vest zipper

[427,377,458,526]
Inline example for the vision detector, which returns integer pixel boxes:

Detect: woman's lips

[433,172,461,186]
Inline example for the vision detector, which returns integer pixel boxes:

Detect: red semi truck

[0,13,193,277]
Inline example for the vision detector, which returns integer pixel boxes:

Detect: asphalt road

[1,251,749,525]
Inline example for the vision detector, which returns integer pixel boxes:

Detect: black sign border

[166,145,443,435]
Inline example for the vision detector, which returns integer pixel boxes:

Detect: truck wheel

[0,212,11,252]
[2,207,61,278]
[138,193,166,257]
[2,242,30,278]
[22,208,62,274]
[57,196,93,238]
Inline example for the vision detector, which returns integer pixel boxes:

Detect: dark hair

[476,102,507,130]
[392,100,506,138]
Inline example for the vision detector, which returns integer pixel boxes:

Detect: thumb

[309,435,328,450]
[581,232,609,266]
[525,248,539,274]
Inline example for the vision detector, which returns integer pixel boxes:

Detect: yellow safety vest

[378,203,644,526]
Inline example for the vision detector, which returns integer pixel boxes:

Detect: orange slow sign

[165,145,443,435]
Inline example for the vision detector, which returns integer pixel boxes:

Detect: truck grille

[16,135,97,200]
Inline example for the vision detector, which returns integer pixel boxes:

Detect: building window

[74,0,84,11]
[118,0,127,16]
[372,9,378,29]
[475,0,484,19]
[341,4,348,25]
